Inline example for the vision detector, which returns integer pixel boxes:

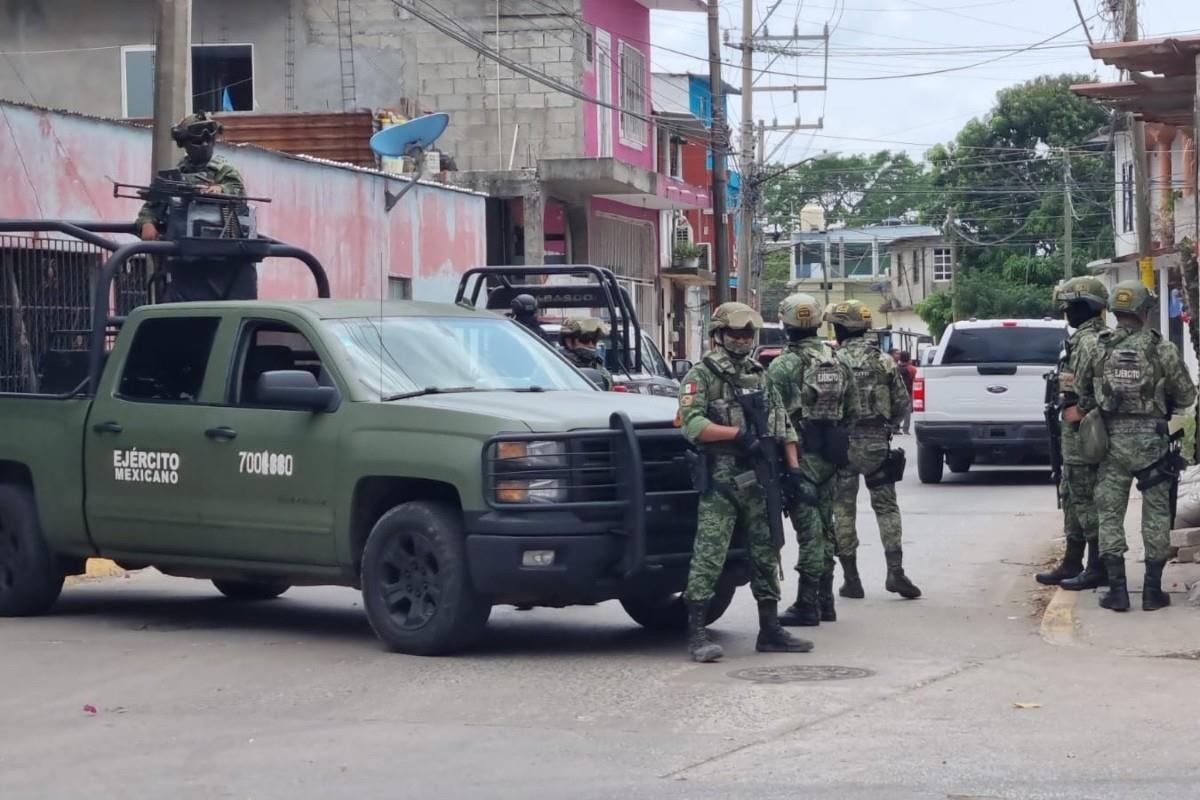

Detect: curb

[1039,587,1078,646]
[64,558,127,586]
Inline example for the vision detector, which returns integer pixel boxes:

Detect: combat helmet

[170,111,222,146]
[823,299,873,331]
[560,317,610,341]
[1108,279,1155,316]
[1054,276,1109,312]
[708,302,763,335]
[779,292,823,330]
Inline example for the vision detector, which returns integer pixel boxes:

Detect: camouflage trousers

[833,429,903,556]
[1061,461,1099,545]
[684,457,781,604]
[1096,428,1172,562]
[789,453,838,577]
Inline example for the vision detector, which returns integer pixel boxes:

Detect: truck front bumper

[915,420,1050,463]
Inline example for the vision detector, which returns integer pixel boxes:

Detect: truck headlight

[492,440,567,504]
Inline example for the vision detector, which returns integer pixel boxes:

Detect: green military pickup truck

[0,227,748,654]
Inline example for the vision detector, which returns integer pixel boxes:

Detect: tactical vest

[1097,329,1164,417]
[842,342,889,420]
[799,347,848,422]
[702,352,761,431]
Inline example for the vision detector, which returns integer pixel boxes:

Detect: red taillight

[612,385,628,392]
[913,373,925,412]
[1002,320,1018,327]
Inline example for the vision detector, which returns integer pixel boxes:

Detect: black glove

[735,428,761,456]
[787,469,818,506]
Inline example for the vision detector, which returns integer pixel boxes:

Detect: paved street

[3,455,1199,800]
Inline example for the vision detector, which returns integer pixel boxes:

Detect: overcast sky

[650,0,1197,166]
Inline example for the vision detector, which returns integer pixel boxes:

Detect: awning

[538,158,710,211]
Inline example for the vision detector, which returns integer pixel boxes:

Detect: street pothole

[728,665,874,683]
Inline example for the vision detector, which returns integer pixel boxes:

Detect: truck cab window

[117,317,219,402]
[233,323,326,406]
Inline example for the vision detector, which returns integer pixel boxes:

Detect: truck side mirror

[672,359,693,380]
[256,370,340,412]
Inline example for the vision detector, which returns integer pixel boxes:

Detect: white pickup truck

[912,318,1068,483]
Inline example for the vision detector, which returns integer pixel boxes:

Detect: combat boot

[686,601,724,662]
[838,555,865,599]
[884,549,922,599]
[1142,559,1172,611]
[778,573,820,627]
[819,570,837,622]
[1060,540,1106,591]
[1098,555,1130,612]
[1036,538,1085,586]
[755,601,814,653]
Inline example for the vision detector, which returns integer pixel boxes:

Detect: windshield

[940,327,1065,365]
[640,333,670,378]
[327,316,595,398]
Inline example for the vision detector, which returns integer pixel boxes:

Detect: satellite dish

[370,113,450,158]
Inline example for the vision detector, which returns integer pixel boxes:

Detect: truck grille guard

[483,412,698,579]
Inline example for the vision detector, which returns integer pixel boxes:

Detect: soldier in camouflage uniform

[136,112,245,239]
[766,293,859,627]
[1036,277,1109,590]
[679,302,813,662]
[559,318,614,390]
[135,112,252,303]
[828,300,922,600]
[1074,280,1196,612]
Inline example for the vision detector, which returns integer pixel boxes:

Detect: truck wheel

[917,444,944,484]
[0,485,64,616]
[212,579,290,601]
[360,501,490,656]
[946,453,973,474]
[620,579,736,630]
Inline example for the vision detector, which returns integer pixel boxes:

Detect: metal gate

[0,236,150,394]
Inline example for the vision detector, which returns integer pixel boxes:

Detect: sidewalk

[1041,496,1200,657]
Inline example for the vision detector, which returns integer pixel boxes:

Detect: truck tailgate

[920,365,1047,422]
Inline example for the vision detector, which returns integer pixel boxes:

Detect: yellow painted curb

[65,559,127,585]
[1039,587,1077,646]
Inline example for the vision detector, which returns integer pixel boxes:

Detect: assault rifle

[734,390,789,552]
[1044,371,1063,508]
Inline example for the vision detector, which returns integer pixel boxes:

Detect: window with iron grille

[933,247,953,282]
[618,43,646,148]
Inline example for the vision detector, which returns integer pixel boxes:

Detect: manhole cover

[728,665,874,683]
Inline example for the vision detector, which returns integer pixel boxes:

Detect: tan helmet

[1054,276,1109,312]
[708,302,763,335]
[1109,280,1155,316]
[560,317,610,339]
[823,299,873,331]
[779,292,823,330]
[171,111,222,145]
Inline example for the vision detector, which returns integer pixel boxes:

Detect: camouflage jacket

[1075,325,1196,420]
[563,348,614,391]
[835,336,909,427]
[766,338,859,437]
[1057,317,1105,464]
[135,155,246,228]
[679,349,796,454]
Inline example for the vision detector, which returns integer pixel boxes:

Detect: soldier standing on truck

[1036,277,1109,591]
[1071,280,1196,613]
[827,300,922,601]
[767,292,859,627]
[678,302,814,662]
[136,112,254,302]
[559,318,614,390]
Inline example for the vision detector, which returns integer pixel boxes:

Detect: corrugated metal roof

[130,111,378,167]
[791,223,941,245]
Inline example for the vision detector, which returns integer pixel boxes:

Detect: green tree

[761,151,931,229]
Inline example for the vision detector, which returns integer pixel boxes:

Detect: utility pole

[738,0,755,305]
[731,6,829,309]
[1063,148,1073,279]
[151,0,193,174]
[707,0,731,304]
[944,208,959,322]
[1123,0,1153,263]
